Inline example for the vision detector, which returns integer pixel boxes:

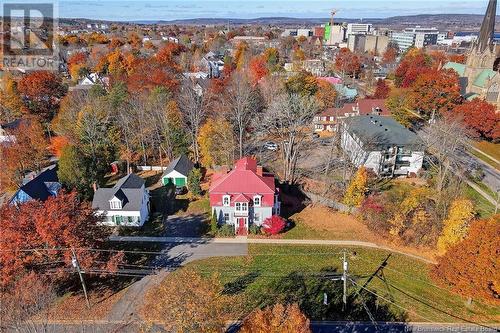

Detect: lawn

[464,185,495,218]
[471,149,500,170]
[186,244,499,324]
[474,141,500,162]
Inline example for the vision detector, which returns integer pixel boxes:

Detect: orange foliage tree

[372,79,391,99]
[335,48,361,77]
[394,48,432,88]
[382,47,398,64]
[454,99,500,140]
[18,71,66,123]
[240,303,311,333]
[431,215,500,305]
[449,54,467,64]
[0,191,117,287]
[0,120,48,190]
[315,80,337,108]
[249,55,269,85]
[67,52,88,81]
[408,69,461,118]
[50,135,70,158]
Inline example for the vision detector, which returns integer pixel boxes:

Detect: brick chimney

[256,166,263,177]
[92,182,98,193]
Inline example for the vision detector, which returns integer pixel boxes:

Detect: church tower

[466,0,499,70]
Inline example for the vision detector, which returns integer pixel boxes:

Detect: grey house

[92,174,150,227]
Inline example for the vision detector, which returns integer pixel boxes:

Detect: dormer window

[223,195,230,207]
[110,197,122,210]
[253,195,261,207]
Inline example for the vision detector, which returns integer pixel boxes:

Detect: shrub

[249,223,261,235]
[262,215,286,235]
[217,224,235,237]
[210,210,218,234]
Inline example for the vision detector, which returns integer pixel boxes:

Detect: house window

[254,213,260,223]
[223,213,230,223]
[253,196,261,207]
[110,200,122,210]
[223,195,230,206]
[235,202,248,212]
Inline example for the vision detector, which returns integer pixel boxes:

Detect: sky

[4,0,497,21]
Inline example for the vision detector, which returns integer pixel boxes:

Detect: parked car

[175,186,186,195]
[264,142,278,151]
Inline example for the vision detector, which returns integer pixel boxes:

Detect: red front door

[237,218,247,236]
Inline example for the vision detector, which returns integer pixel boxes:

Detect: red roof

[209,157,276,194]
[233,193,251,202]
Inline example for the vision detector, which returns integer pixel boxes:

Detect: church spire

[477,0,497,53]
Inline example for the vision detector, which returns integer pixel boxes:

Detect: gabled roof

[163,155,194,178]
[209,157,275,194]
[9,164,60,204]
[92,174,146,212]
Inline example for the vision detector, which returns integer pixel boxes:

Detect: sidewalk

[109,235,435,263]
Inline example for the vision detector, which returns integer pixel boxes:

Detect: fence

[136,165,167,171]
[302,191,356,214]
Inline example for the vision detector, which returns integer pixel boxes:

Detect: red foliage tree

[262,215,286,235]
[372,79,391,99]
[335,48,361,77]
[431,215,500,305]
[453,99,500,140]
[0,191,118,287]
[50,135,70,158]
[394,49,432,88]
[408,68,461,118]
[126,61,179,93]
[382,47,397,64]
[448,54,467,64]
[249,55,269,85]
[18,71,66,123]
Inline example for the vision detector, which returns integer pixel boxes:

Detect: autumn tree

[241,303,311,333]
[0,191,115,287]
[263,47,280,72]
[0,120,48,190]
[198,118,235,167]
[453,99,500,141]
[0,74,24,122]
[234,41,249,70]
[372,79,391,99]
[394,48,432,88]
[431,215,500,305]
[142,268,231,333]
[187,168,203,196]
[408,69,461,119]
[315,80,337,108]
[449,54,467,64]
[249,55,269,85]
[18,71,66,123]
[335,48,361,78]
[343,167,368,207]
[285,71,318,97]
[382,46,398,64]
[385,90,415,128]
[67,52,89,81]
[437,198,475,254]
[225,72,261,158]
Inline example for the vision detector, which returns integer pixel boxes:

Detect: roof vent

[384,128,388,131]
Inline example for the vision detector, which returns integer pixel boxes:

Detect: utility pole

[71,248,91,309]
[342,250,348,308]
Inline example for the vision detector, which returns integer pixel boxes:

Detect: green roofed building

[443,0,500,110]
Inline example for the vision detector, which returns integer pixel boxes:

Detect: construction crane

[330,9,338,26]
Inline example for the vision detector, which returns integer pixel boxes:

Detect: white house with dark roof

[92,174,150,227]
[340,115,424,177]
[161,155,194,188]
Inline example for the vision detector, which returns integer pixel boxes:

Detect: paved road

[105,240,247,323]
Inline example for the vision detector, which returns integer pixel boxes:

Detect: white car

[264,142,278,151]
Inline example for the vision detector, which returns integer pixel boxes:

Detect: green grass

[470,149,500,170]
[474,141,500,162]
[186,244,499,323]
[464,185,495,218]
[282,220,328,240]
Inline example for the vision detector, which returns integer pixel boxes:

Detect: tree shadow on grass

[222,271,261,296]
[257,268,407,322]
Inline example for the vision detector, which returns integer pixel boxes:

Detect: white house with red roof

[209,157,280,235]
[314,99,389,132]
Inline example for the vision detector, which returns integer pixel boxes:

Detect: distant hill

[59,13,499,31]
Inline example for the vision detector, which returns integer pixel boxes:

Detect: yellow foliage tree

[198,118,235,167]
[388,187,431,237]
[240,303,311,333]
[0,74,24,121]
[343,167,368,207]
[141,268,230,333]
[437,198,475,254]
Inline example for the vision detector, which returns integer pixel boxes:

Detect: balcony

[234,209,249,217]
